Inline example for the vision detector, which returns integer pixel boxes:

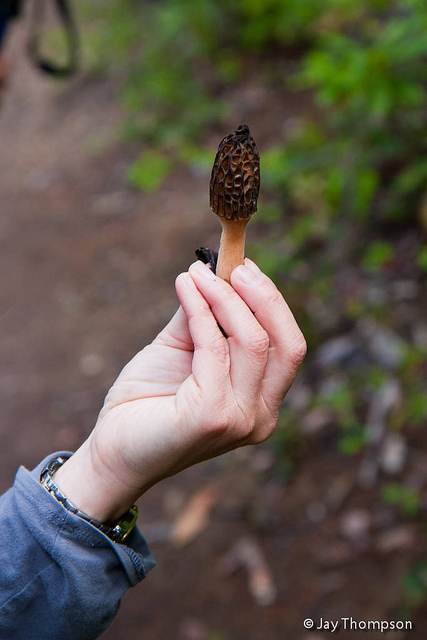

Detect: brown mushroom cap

[210,124,260,221]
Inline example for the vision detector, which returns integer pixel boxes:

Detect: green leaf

[417,247,427,272]
[382,483,421,517]
[362,241,394,272]
[406,391,427,423]
[339,430,367,455]
[127,150,173,193]
[401,565,427,607]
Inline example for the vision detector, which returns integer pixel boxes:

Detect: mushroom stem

[216,218,249,283]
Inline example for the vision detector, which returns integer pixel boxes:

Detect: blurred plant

[417,246,427,272]
[402,562,427,604]
[78,0,143,73]
[398,346,427,427]
[361,241,394,273]
[382,483,421,518]
[397,560,427,622]
[294,1,427,221]
[270,407,302,479]
[80,0,427,230]
[127,149,173,193]
[316,378,368,456]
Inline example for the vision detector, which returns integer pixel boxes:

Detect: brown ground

[1,17,427,640]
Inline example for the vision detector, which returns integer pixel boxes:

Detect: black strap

[27,0,79,77]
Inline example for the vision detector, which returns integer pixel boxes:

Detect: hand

[54,259,306,523]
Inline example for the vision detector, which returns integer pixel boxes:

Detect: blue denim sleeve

[0,452,155,640]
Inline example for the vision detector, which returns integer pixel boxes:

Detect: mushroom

[209,124,260,283]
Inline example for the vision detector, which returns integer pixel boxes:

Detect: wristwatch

[40,456,138,544]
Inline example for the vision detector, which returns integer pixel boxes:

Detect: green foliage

[231,0,324,50]
[270,408,302,478]
[178,144,215,175]
[77,0,143,73]
[361,241,394,272]
[294,2,427,221]
[406,392,427,423]
[397,346,427,426]
[339,430,368,456]
[401,562,427,608]
[321,382,355,415]
[382,483,421,517]
[417,246,427,272]
[82,0,427,228]
[248,242,293,280]
[316,379,368,455]
[127,150,173,193]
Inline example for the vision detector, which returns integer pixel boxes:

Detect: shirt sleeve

[0,452,155,640]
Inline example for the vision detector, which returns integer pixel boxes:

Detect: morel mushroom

[210,124,260,283]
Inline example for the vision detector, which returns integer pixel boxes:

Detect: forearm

[0,453,155,640]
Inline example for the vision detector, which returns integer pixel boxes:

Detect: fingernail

[234,264,263,285]
[179,272,196,288]
[189,260,217,281]
[244,258,262,274]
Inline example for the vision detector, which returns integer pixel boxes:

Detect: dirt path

[0,20,220,479]
[0,23,230,640]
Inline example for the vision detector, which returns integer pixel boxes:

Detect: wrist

[52,439,139,525]
[40,455,138,543]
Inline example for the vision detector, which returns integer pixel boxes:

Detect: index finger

[175,271,232,399]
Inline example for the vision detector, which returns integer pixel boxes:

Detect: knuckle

[290,334,307,367]
[220,285,237,304]
[239,419,257,441]
[201,407,232,438]
[249,415,278,445]
[251,428,273,445]
[203,419,229,439]
[207,334,230,362]
[187,303,213,325]
[228,411,255,441]
[246,329,269,357]
[265,288,283,308]
[196,302,213,318]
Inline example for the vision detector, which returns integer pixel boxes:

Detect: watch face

[114,505,139,543]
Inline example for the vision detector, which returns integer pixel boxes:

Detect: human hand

[54,259,306,523]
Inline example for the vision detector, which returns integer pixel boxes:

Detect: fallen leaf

[219,536,277,606]
[171,483,220,547]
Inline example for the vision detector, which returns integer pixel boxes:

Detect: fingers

[230,259,307,412]
[187,261,270,407]
[175,259,306,428]
[175,271,231,398]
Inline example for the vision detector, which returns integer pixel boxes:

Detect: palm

[117,341,193,400]
[93,308,209,483]
[100,307,195,414]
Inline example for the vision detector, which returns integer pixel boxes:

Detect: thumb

[154,305,193,350]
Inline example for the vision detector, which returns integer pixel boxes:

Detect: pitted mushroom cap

[210,124,260,221]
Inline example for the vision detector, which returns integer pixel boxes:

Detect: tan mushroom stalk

[210,124,260,283]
